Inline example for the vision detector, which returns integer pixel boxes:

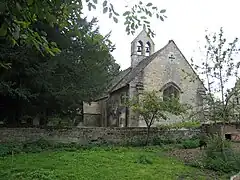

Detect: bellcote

[131,28,155,67]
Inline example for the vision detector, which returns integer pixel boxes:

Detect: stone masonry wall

[0,127,200,145]
[142,40,205,126]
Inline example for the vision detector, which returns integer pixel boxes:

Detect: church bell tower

[131,27,155,67]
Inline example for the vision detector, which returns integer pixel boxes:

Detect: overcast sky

[82,0,240,89]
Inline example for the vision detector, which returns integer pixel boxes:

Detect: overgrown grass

[189,135,240,174]
[0,139,88,157]
[0,135,202,157]
[0,146,225,180]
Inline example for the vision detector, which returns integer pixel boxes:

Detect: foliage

[181,138,200,149]
[135,154,153,164]
[151,135,201,149]
[186,27,240,123]
[152,135,182,146]
[0,146,224,179]
[0,17,120,126]
[188,135,240,174]
[201,135,240,173]
[86,0,167,37]
[127,90,188,145]
[0,139,86,157]
[0,0,166,68]
[158,120,201,129]
[124,136,146,147]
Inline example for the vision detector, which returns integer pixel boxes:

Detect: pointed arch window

[145,42,151,56]
[136,41,143,55]
[161,82,181,102]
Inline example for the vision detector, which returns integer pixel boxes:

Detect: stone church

[83,29,206,127]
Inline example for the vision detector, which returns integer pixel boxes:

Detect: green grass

[0,147,225,180]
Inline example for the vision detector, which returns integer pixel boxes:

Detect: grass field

[0,147,225,180]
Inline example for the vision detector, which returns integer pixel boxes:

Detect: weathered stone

[231,172,240,180]
[0,127,200,145]
[83,28,206,127]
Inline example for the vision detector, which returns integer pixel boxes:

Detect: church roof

[96,39,206,100]
[106,67,132,92]
[109,41,171,93]
[94,67,132,100]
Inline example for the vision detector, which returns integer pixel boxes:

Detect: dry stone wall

[0,127,200,145]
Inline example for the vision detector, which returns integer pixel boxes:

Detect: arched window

[162,82,181,102]
[136,41,143,55]
[145,42,151,56]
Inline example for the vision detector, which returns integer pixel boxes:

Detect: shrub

[0,139,85,157]
[152,136,177,146]
[125,136,146,147]
[135,154,153,164]
[0,143,23,156]
[158,121,201,129]
[202,135,240,173]
[181,139,200,149]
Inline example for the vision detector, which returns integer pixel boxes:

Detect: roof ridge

[107,67,132,93]
[109,40,171,93]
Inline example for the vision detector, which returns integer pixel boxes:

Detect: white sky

[82,0,240,90]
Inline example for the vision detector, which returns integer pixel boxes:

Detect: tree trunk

[145,125,151,145]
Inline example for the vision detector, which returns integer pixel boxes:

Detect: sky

[82,0,240,90]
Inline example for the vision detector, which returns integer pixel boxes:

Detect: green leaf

[92,4,96,9]
[140,16,147,19]
[110,3,119,16]
[27,0,34,5]
[93,0,97,4]
[131,23,135,30]
[103,0,107,7]
[123,11,130,16]
[124,21,130,25]
[113,17,118,23]
[146,3,153,6]
[160,16,164,21]
[160,9,166,13]
[0,23,8,37]
[109,13,112,18]
[148,12,152,17]
[103,7,108,13]
[50,41,57,47]
[88,3,92,11]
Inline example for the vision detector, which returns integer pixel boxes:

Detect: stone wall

[0,127,200,145]
[83,102,101,126]
[142,40,205,125]
[201,122,240,142]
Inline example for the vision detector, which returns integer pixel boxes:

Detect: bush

[152,136,177,146]
[125,136,146,147]
[202,135,240,173]
[0,139,85,157]
[135,154,153,164]
[181,139,200,149]
[158,121,201,129]
[0,143,23,156]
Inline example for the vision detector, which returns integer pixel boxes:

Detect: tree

[0,0,167,68]
[0,17,120,126]
[127,90,187,145]
[185,27,240,154]
[188,27,240,124]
